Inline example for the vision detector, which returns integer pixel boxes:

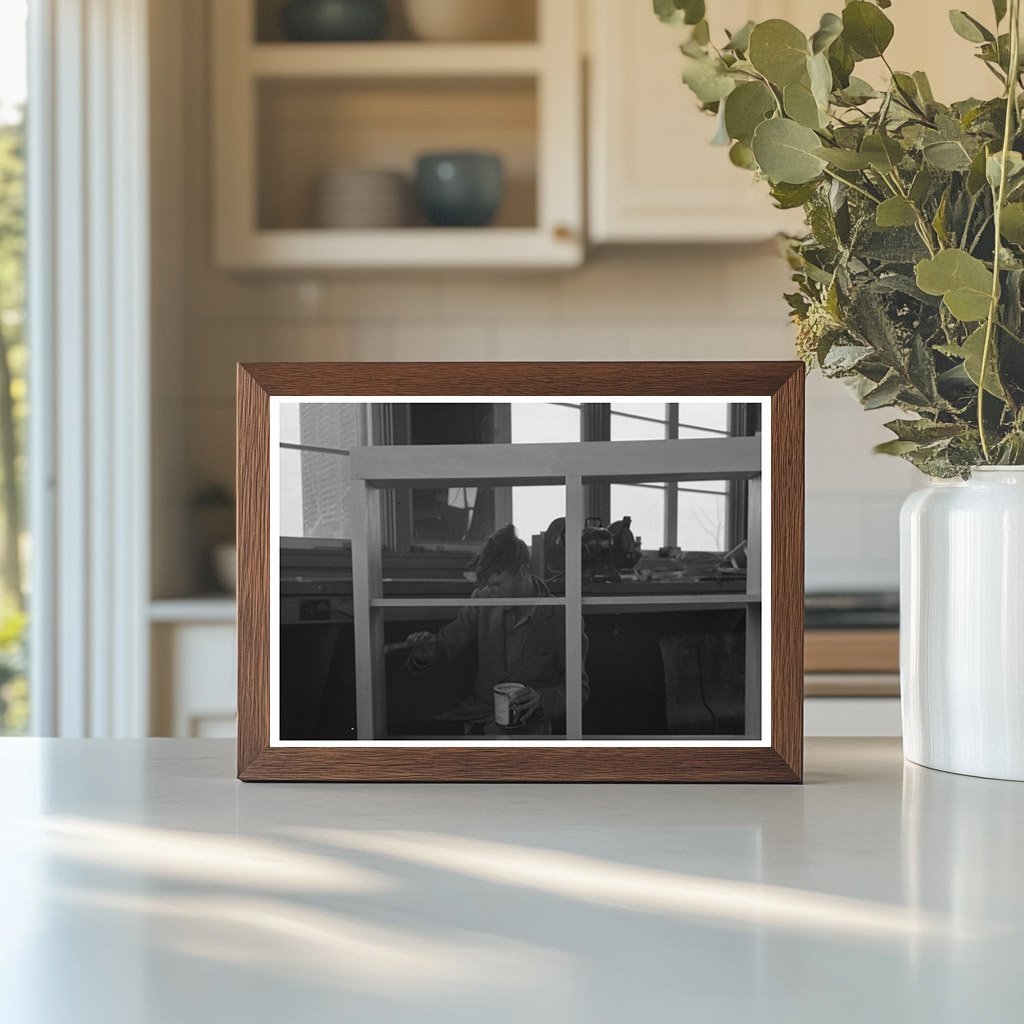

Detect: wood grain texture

[804,630,899,674]
[236,361,804,783]
[770,365,805,782]
[236,365,271,778]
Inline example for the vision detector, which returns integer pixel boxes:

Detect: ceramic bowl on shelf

[280,0,388,42]
[414,152,504,227]
[315,167,408,228]
[403,0,534,42]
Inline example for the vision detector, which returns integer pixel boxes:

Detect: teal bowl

[281,0,388,42]
[415,153,505,228]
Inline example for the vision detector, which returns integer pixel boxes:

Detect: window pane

[677,402,729,439]
[510,401,580,443]
[677,489,727,551]
[0,0,28,735]
[279,401,301,445]
[511,404,577,539]
[279,402,359,540]
[610,402,666,441]
[610,483,664,551]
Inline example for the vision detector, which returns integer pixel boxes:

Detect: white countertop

[1,738,1021,1023]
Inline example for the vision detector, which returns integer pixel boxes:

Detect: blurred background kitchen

[1,0,996,740]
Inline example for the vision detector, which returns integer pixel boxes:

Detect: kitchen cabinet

[211,0,583,269]
[587,0,812,243]
[586,0,999,244]
[150,601,237,738]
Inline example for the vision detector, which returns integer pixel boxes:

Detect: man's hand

[406,631,437,665]
[511,685,542,724]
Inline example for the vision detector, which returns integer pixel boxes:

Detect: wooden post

[665,403,679,549]
[351,480,386,738]
[564,473,585,739]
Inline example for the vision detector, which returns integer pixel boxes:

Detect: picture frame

[237,361,804,782]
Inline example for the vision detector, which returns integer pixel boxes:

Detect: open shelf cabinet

[212,0,583,268]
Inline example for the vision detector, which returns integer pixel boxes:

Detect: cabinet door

[587,0,812,243]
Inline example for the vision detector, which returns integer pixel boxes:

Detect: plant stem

[979,0,1021,462]
[884,170,939,254]
[822,167,880,205]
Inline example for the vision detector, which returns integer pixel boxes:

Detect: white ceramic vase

[900,467,1024,781]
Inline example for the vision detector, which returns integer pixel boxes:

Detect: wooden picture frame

[237,362,804,782]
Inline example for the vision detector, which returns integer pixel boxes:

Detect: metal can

[493,682,528,727]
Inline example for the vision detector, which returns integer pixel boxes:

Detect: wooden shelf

[217,228,580,271]
[582,594,755,613]
[371,597,565,608]
[249,42,544,78]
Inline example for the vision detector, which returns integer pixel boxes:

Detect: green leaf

[828,37,856,89]
[748,20,809,87]
[909,164,933,205]
[860,133,904,173]
[751,118,828,184]
[808,51,833,109]
[922,140,973,171]
[1000,203,1024,244]
[862,374,903,409]
[932,190,950,247]
[810,12,843,54]
[784,80,824,129]
[814,146,872,170]
[875,438,922,455]
[884,418,964,443]
[723,81,775,144]
[682,57,737,104]
[967,144,992,194]
[892,72,922,109]
[724,20,755,53]
[913,71,935,104]
[842,1,895,59]
[729,140,757,169]
[986,150,1024,191]
[948,10,994,44]
[939,325,1006,398]
[876,197,918,228]
[915,249,994,322]
[653,0,705,26]
[837,76,879,104]
[770,180,820,209]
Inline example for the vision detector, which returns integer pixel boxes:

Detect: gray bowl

[415,152,505,228]
[280,0,388,42]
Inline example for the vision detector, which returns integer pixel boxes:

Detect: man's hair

[469,524,530,583]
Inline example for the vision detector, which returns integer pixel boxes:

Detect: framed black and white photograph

[237,362,804,782]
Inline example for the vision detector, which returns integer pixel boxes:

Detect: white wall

[155,0,921,599]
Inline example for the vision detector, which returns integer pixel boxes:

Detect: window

[0,0,27,735]
[279,401,360,541]
[510,401,580,540]
[279,400,756,558]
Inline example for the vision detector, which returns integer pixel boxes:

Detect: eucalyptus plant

[657,0,1024,475]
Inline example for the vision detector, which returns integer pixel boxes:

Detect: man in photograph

[405,524,589,737]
